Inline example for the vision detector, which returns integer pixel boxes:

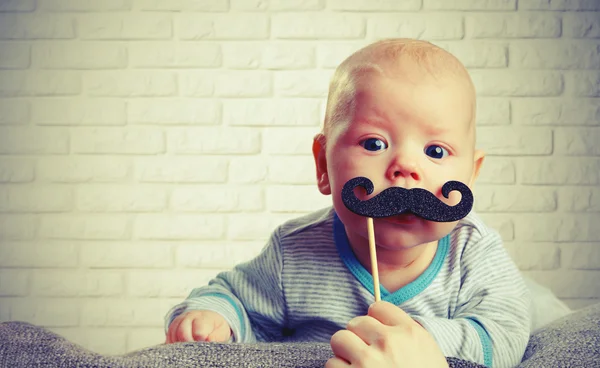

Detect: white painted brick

[275,70,331,97]
[0,158,34,183]
[0,270,29,296]
[171,185,264,212]
[561,243,600,270]
[476,98,510,126]
[37,157,130,183]
[127,269,223,298]
[273,13,365,39]
[228,157,268,184]
[32,271,123,297]
[129,42,221,68]
[476,214,514,240]
[523,270,600,298]
[474,186,556,212]
[178,14,269,40]
[329,0,421,11]
[32,99,126,126]
[510,41,600,69]
[263,127,319,155]
[40,215,131,240]
[80,242,172,268]
[0,14,74,39]
[515,214,600,242]
[175,241,264,267]
[78,14,172,40]
[470,70,563,96]
[0,0,36,11]
[476,158,516,184]
[134,214,225,240]
[520,158,600,185]
[0,186,73,212]
[227,213,299,240]
[503,242,561,270]
[49,327,127,355]
[0,71,80,97]
[135,157,228,183]
[0,216,37,240]
[180,71,214,97]
[223,43,316,70]
[270,0,324,10]
[466,13,561,38]
[0,300,8,322]
[214,71,272,97]
[0,43,29,69]
[268,156,316,184]
[442,41,508,68]
[512,98,600,126]
[40,0,131,11]
[267,185,331,212]
[76,185,167,212]
[10,298,80,327]
[0,100,29,125]
[80,298,177,327]
[0,241,78,267]
[566,71,600,97]
[230,0,268,10]
[223,99,321,127]
[86,71,177,97]
[71,127,165,154]
[0,127,69,154]
[558,187,600,212]
[555,128,600,155]
[317,41,370,69]
[128,328,164,353]
[369,14,464,40]
[477,127,553,155]
[221,42,262,69]
[136,0,229,11]
[564,12,600,38]
[424,0,516,10]
[128,99,219,126]
[263,43,315,69]
[34,43,127,69]
[519,0,600,10]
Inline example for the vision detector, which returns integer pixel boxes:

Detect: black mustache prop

[341,177,473,222]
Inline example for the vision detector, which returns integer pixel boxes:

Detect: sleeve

[412,229,531,368]
[164,227,287,343]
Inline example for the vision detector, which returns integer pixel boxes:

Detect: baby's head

[313,39,485,249]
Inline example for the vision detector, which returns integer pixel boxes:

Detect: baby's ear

[468,149,485,187]
[312,134,331,195]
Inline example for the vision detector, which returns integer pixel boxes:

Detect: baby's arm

[413,230,531,367]
[164,228,286,343]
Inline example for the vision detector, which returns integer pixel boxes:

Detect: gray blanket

[1,303,598,367]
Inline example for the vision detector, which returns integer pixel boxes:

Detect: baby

[165,39,531,367]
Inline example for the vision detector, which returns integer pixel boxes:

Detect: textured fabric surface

[1,303,598,368]
[0,321,483,368]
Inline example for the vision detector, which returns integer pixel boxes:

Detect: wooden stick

[367,217,380,302]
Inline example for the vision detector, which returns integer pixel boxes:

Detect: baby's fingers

[176,317,195,342]
[192,317,216,342]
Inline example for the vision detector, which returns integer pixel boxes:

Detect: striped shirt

[165,207,531,368]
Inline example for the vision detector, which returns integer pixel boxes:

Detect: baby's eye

[361,138,388,152]
[425,145,448,159]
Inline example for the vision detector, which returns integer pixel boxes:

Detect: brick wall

[0,0,599,356]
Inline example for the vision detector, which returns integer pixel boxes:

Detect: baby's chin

[372,216,457,249]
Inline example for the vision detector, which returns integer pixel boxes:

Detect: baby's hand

[327,301,448,368]
[165,310,232,344]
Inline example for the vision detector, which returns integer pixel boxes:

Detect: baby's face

[316,70,483,251]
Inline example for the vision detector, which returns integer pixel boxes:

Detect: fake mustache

[341,176,473,222]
